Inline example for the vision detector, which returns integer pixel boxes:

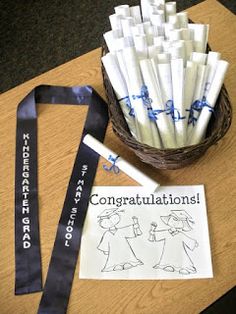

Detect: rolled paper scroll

[109,14,123,34]
[123,46,158,146]
[146,31,154,46]
[121,17,135,37]
[168,14,179,27]
[115,36,134,51]
[191,52,207,65]
[103,30,122,52]
[148,45,163,59]
[143,21,152,33]
[183,61,198,143]
[130,5,142,24]
[181,28,191,40]
[184,40,194,61]
[156,53,170,63]
[162,40,172,53]
[132,23,145,36]
[116,50,130,84]
[115,4,130,17]
[141,0,151,22]
[83,134,160,192]
[188,23,209,53]
[150,11,165,26]
[171,58,186,147]
[165,1,176,21]
[203,52,221,98]
[148,222,157,242]
[164,22,177,39]
[132,216,142,236]
[169,41,186,64]
[188,60,229,145]
[169,29,182,41]
[140,59,176,148]
[153,35,165,46]
[187,64,209,137]
[102,53,137,138]
[149,4,162,15]
[133,34,148,59]
[177,12,188,28]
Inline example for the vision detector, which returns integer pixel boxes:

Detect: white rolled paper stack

[102,1,229,149]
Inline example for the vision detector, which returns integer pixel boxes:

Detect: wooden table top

[0,0,235,313]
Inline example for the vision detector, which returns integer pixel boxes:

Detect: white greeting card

[80,185,213,280]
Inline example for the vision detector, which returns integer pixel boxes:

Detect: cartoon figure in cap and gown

[97,208,143,272]
[149,210,198,275]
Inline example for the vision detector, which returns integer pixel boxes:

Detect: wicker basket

[101,43,232,170]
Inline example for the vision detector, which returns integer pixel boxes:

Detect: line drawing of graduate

[148,210,199,275]
[97,208,143,272]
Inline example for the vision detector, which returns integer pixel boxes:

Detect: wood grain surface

[0,0,235,313]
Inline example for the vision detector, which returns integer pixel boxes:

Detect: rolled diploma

[103,30,122,52]
[123,47,156,146]
[156,62,174,129]
[148,222,157,242]
[109,14,123,34]
[115,5,130,17]
[132,24,145,37]
[164,22,177,39]
[177,12,188,28]
[171,58,185,147]
[191,52,207,65]
[150,12,165,26]
[183,61,198,143]
[169,29,182,41]
[83,134,160,192]
[168,14,179,27]
[184,40,193,61]
[133,34,148,59]
[140,59,176,148]
[148,45,163,59]
[187,64,209,138]
[181,28,191,41]
[188,24,208,53]
[132,216,142,235]
[153,36,165,46]
[203,52,221,98]
[141,0,153,22]
[156,53,170,63]
[149,4,162,15]
[102,53,137,138]
[188,60,229,145]
[121,17,135,37]
[165,2,176,21]
[130,5,142,24]
[169,41,186,65]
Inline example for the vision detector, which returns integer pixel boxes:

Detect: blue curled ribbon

[103,154,120,174]
[165,100,186,122]
[148,108,165,121]
[132,85,152,106]
[186,96,214,126]
[118,96,135,117]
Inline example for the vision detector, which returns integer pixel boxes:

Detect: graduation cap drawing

[97,208,124,219]
[161,210,194,231]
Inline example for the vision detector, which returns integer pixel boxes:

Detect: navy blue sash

[15,85,109,313]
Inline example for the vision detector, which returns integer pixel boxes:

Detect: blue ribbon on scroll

[103,155,120,174]
[165,100,186,122]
